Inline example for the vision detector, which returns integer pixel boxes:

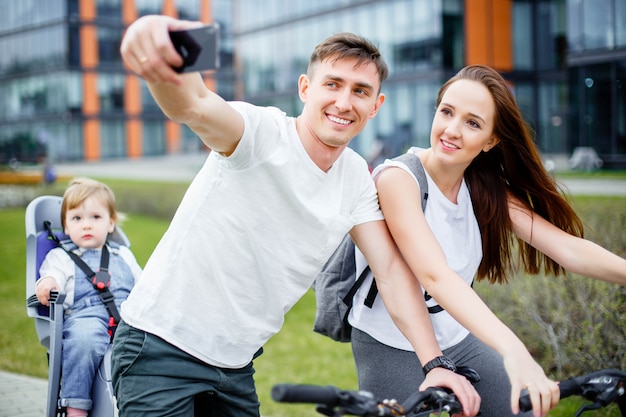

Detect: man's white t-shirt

[349,148,482,351]
[121,102,383,368]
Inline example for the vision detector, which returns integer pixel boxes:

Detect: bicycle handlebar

[519,368,626,414]
[272,384,345,406]
[272,384,461,417]
[273,369,625,417]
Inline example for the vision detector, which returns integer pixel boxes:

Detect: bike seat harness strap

[44,221,121,340]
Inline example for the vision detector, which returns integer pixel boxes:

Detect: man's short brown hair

[308,32,389,89]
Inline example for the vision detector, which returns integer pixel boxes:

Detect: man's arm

[350,220,442,362]
[350,220,480,417]
[120,15,244,156]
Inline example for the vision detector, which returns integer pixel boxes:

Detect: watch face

[440,356,456,370]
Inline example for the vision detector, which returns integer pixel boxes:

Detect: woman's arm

[375,167,559,417]
[508,197,626,285]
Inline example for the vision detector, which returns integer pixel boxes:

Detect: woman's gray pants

[351,328,532,417]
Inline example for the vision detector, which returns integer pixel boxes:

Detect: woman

[349,65,626,417]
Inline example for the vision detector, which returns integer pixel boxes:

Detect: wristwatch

[422,356,457,375]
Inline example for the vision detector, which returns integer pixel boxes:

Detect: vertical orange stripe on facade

[80,0,96,20]
[125,75,142,158]
[122,1,140,158]
[79,25,98,68]
[79,0,98,68]
[464,0,512,71]
[201,0,212,22]
[202,0,217,93]
[163,0,179,153]
[126,120,142,158]
[83,120,100,161]
[122,0,137,24]
[465,0,489,65]
[82,73,99,115]
[80,0,100,160]
[124,75,141,118]
[492,0,513,71]
[165,120,181,154]
[162,0,178,18]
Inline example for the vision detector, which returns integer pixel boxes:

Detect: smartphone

[169,23,220,73]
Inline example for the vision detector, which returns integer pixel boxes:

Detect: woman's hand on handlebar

[420,367,481,417]
[503,353,560,417]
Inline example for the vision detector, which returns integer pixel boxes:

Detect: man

[113,14,479,417]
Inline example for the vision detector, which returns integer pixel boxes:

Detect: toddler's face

[64,196,115,250]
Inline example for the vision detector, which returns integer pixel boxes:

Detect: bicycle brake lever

[573,402,603,417]
[580,375,624,406]
[315,405,339,417]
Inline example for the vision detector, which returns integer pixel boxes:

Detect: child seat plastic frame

[25,195,129,417]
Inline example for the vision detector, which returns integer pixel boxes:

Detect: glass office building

[1,0,624,168]
[567,0,626,168]
[0,0,228,163]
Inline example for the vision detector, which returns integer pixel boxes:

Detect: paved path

[0,371,47,417]
[54,153,208,183]
[557,177,626,196]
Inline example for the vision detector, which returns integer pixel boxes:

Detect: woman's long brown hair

[436,65,584,284]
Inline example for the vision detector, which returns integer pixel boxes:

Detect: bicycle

[272,368,626,417]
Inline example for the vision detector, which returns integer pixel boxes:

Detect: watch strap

[422,355,456,375]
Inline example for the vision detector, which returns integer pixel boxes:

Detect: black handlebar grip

[519,377,581,412]
[271,384,341,406]
[556,377,582,399]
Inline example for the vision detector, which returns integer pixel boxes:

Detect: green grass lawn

[1,188,623,417]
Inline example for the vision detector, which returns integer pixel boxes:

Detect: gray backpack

[313,152,429,342]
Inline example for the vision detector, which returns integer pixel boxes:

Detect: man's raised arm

[120,15,243,155]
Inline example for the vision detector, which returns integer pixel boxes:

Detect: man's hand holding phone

[120,16,219,84]
[169,24,220,73]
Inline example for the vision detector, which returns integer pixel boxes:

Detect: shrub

[476,197,626,380]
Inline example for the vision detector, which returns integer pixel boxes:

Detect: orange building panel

[464,0,512,71]
[126,120,143,158]
[83,120,101,161]
[165,120,181,154]
[82,72,99,115]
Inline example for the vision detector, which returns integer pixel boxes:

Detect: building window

[442,0,464,70]
[142,120,166,156]
[178,0,201,21]
[568,0,619,51]
[136,0,163,17]
[537,80,568,153]
[98,26,123,65]
[617,62,626,154]
[535,0,567,70]
[513,1,534,70]
[98,73,125,112]
[617,0,626,47]
[100,120,126,158]
[97,0,121,21]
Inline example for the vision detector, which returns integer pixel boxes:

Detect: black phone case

[169,24,220,73]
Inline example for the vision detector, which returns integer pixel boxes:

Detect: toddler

[36,177,142,417]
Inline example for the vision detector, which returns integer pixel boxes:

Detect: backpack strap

[44,221,121,340]
[350,152,430,310]
[390,152,429,212]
